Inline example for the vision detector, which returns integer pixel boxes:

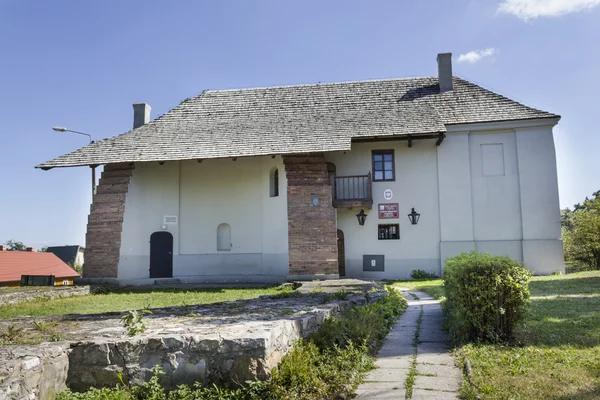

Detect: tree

[4,240,27,251]
[563,191,600,271]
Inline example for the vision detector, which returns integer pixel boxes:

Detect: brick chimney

[133,103,151,129]
[437,53,453,92]
[26,247,35,252]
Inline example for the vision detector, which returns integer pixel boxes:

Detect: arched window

[270,167,279,197]
[217,223,231,251]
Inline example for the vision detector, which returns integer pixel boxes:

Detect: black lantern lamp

[356,209,367,226]
[407,208,421,225]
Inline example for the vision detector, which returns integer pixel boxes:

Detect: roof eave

[444,116,560,133]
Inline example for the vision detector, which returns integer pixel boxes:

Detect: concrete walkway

[355,290,461,399]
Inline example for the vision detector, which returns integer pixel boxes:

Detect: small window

[62,280,69,286]
[217,223,232,251]
[372,150,395,181]
[270,167,279,197]
[378,224,400,240]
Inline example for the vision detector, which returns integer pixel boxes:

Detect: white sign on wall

[383,189,393,201]
[164,216,178,225]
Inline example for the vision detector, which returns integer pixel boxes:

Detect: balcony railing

[331,172,373,208]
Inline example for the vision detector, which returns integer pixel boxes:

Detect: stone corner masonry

[283,153,339,278]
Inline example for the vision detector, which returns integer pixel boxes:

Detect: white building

[38,53,564,284]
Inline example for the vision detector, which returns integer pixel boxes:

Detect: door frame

[337,229,346,277]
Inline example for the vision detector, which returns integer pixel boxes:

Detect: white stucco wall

[326,140,441,280]
[117,156,288,283]
[328,119,563,280]
[439,121,564,274]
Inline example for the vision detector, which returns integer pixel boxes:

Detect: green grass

[0,286,291,319]
[388,278,445,300]
[458,271,600,400]
[390,272,600,399]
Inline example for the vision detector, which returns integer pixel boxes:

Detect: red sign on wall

[378,203,399,219]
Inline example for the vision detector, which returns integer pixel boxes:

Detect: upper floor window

[372,150,395,181]
[270,167,279,197]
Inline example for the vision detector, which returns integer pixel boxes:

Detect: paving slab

[414,375,460,392]
[417,352,455,366]
[417,363,462,379]
[356,388,406,399]
[411,389,459,399]
[364,368,408,382]
[374,357,412,370]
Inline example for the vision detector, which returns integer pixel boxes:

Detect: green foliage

[0,325,24,342]
[322,287,351,303]
[120,310,152,336]
[68,261,83,275]
[443,251,531,343]
[32,320,58,332]
[410,269,438,280]
[312,287,405,352]
[456,271,600,399]
[563,192,600,272]
[3,239,27,251]
[58,287,407,400]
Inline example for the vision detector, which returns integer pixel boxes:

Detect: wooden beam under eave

[436,133,446,146]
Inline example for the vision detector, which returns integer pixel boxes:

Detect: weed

[309,286,324,294]
[323,287,351,303]
[1,325,24,342]
[32,320,58,332]
[120,310,151,336]
[410,269,439,280]
[49,332,63,342]
[404,307,423,398]
[270,290,300,299]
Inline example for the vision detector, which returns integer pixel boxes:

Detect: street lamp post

[52,126,96,196]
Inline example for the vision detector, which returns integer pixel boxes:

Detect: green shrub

[410,269,438,280]
[443,251,531,343]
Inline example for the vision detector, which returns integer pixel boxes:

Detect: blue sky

[0,0,598,248]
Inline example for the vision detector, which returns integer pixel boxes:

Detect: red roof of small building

[0,251,80,283]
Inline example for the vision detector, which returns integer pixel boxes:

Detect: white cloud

[457,48,496,64]
[498,0,600,20]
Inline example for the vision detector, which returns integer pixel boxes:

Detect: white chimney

[437,53,453,92]
[133,103,151,129]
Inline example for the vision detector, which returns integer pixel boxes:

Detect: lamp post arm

[65,129,93,144]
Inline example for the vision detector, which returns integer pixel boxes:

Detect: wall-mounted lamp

[356,209,367,226]
[407,208,421,225]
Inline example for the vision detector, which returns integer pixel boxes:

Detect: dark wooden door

[337,229,346,277]
[150,232,173,278]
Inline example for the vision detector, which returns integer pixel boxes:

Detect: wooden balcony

[331,173,373,208]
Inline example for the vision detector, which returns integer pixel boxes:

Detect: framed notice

[378,203,399,219]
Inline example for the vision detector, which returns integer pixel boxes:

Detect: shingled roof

[37,76,558,169]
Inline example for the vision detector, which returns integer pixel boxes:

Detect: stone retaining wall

[0,286,90,307]
[0,283,384,399]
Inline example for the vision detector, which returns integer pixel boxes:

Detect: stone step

[154,278,182,285]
